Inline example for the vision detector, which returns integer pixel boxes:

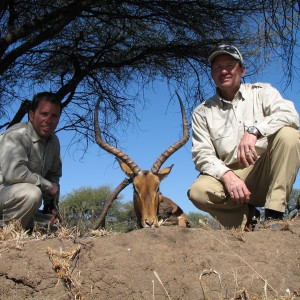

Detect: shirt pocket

[210,125,234,157]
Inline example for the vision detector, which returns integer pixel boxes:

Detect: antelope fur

[94,93,190,228]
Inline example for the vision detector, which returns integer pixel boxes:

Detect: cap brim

[208,50,241,65]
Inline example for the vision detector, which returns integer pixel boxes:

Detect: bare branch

[93,178,132,230]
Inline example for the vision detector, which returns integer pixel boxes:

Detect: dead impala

[94,94,190,228]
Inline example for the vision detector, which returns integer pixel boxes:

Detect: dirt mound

[1,218,300,300]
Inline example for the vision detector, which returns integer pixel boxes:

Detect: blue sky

[58,65,300,214]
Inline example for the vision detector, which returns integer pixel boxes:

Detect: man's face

[29,99,61,139]
[211,54,245,94]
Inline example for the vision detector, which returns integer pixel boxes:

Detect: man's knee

[23,184,43,208]
[188,175,227,210]
[188,182,206,207]
[0,183,42,227]
[7,183,42,210]
[274,126,299,147]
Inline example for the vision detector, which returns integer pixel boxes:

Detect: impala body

[94,94,190,228]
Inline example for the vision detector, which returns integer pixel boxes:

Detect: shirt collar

[216,83,245,104]
[27,121,52,143]
[238,83,247,101]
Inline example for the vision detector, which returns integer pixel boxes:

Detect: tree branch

[93,178,132,230]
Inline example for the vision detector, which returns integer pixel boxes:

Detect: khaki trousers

[188,127,300,229]
[0,183,42,229]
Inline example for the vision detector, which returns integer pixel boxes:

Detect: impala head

[118,160,174,227]
[94,93,189,228]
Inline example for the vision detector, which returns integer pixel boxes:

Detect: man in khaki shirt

[188,45,300,230]
[0,92,62,230]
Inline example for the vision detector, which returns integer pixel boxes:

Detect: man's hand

[44,182,62,223]
[43,202,63,223]
[49,182,59,197]
[50,206,63,223]
[238,132,259,167]
[222,171,251,204]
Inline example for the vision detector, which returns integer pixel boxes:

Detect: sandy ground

[0,217,300,300]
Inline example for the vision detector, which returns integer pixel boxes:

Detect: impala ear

[157,164,174,180]
[116,158,135,177]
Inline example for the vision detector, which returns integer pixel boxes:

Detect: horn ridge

[151,92,190,174]
[94,97,142,176]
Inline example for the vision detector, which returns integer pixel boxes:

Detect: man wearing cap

[188,44,300,230]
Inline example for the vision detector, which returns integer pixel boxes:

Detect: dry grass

[0,219,114,242]
[0,220,115,299]
[0,219,29,242]
[88,228,116,237]
[229,228,246,242]
[54,224,80,240]
[46,245,84,299]
[189,220,300,300]
[261,220,292,231]
[1,218,299,300]
[154,266,298,300]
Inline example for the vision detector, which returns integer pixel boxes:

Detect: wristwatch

[246,126,261,137]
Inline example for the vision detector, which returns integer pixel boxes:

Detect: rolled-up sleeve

[191,83,299,181]
[255,85,299,137]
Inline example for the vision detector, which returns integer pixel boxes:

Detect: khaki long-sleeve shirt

[0,121,62,195]
[192,82,299,180]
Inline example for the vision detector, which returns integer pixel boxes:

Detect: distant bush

[59,186,136,233]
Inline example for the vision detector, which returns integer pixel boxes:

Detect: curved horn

[150,92,190,174]
[94,97,142,176]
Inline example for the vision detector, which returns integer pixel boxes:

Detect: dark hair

[30,92,62,112]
